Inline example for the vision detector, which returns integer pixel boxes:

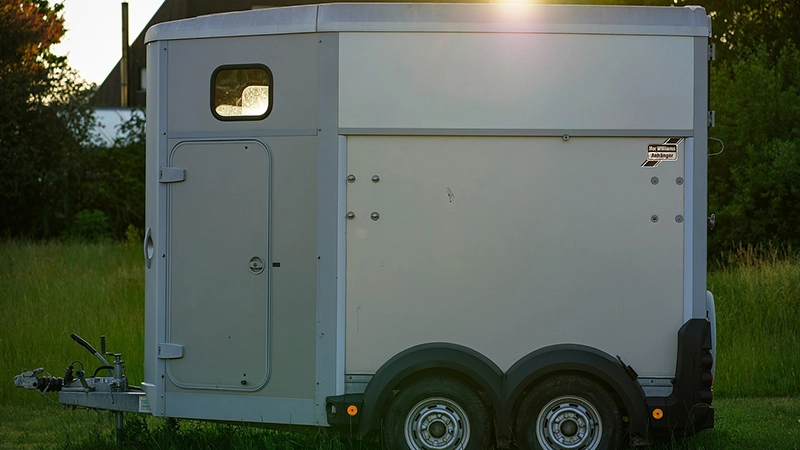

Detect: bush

[708,44,800,256]
[65,209,111,241]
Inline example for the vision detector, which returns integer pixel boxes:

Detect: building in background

[93,108,141,146]
[95,0,286,107]
[96,0,470,108]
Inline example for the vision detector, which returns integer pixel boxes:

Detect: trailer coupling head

[13,333,126,394]
[13,368,64,392]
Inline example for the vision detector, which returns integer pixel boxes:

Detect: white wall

[345,136,685,376]
[339,32,695,132]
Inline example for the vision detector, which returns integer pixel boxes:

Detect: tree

[676,0,800,62]
[685,0,800,256]
[0,0,98,238]
[0,0,63,79]
[72,111,146,239]
[705,43,800,255]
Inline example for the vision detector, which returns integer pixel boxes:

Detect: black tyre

[513,375,623,450]
[383,376,492,450]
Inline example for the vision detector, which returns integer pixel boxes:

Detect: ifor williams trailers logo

[641,138,682,167]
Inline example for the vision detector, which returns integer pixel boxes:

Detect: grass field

[708,246,800,398]
[0,241,144,406]
[2,241,799,449]
[1,397,798,449]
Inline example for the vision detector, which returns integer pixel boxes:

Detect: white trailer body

[139,3,715,448]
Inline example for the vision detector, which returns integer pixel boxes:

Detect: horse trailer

[16,3,716,449]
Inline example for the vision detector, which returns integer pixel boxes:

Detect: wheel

[513,375,623,450]
[383,376,492,450]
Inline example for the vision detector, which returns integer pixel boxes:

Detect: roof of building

[95,0,267,107]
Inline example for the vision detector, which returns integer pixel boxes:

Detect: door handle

[249,256,265,275]
[143,227,154,269]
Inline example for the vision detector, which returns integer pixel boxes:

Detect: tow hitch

[14,333,150,441]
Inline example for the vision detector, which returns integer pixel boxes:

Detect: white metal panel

[318,3,711,37]
[339,32,694,132]
[336,135,348,394]
[345,136,685,376]
[144,39,169,416]
[165,34,318,134]
[313,34,344,425]
[683,138,695,323]
[689,37,710,320]
[167,140,270,391]
[264,135,318,401]
[146,4,710,43]
[145,5,319,43]
[161,136,319,408]
[165,392,316,425]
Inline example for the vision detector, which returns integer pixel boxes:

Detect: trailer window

[212,65,272,120]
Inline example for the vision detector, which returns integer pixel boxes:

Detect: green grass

[708,246,800,398]
[0,403,360,450]
[1,398,798,450]
[2,241,800,449]
[0,240,144,406]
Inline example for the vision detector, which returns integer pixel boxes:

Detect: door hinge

[707,110,716,128]
[159,167,185,183]
[157,343,184,359]
[708,44,716,62]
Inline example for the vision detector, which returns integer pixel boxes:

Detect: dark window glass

[212,65,272,120]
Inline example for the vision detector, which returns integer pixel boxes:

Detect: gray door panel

[166,140,270,391]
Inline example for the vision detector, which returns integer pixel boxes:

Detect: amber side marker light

[347,405,358,416]
[652,408,664,420]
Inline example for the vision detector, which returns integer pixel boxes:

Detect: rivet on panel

[370,212,380,221]
[347,174,356,183]
[651,215,659,223]
[651,177,659,185]
[676,177,684,185]
[676,215,684,223]
[372,175,380,183]
[346,212,355,220]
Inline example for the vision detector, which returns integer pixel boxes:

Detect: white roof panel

[145,2,710,43]
[145,4,319,42]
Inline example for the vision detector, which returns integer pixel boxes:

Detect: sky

[51,0,165,85]
[49,0,533,85]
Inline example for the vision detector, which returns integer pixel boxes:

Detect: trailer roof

[145,2,711,43]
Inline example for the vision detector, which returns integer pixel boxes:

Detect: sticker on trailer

[139,396,152,413]
[648,144,678,161]
[642,138,682,167]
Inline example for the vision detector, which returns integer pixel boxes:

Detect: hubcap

[536,395,602,450]
[404,397,470,450]
[560,420,578,437]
